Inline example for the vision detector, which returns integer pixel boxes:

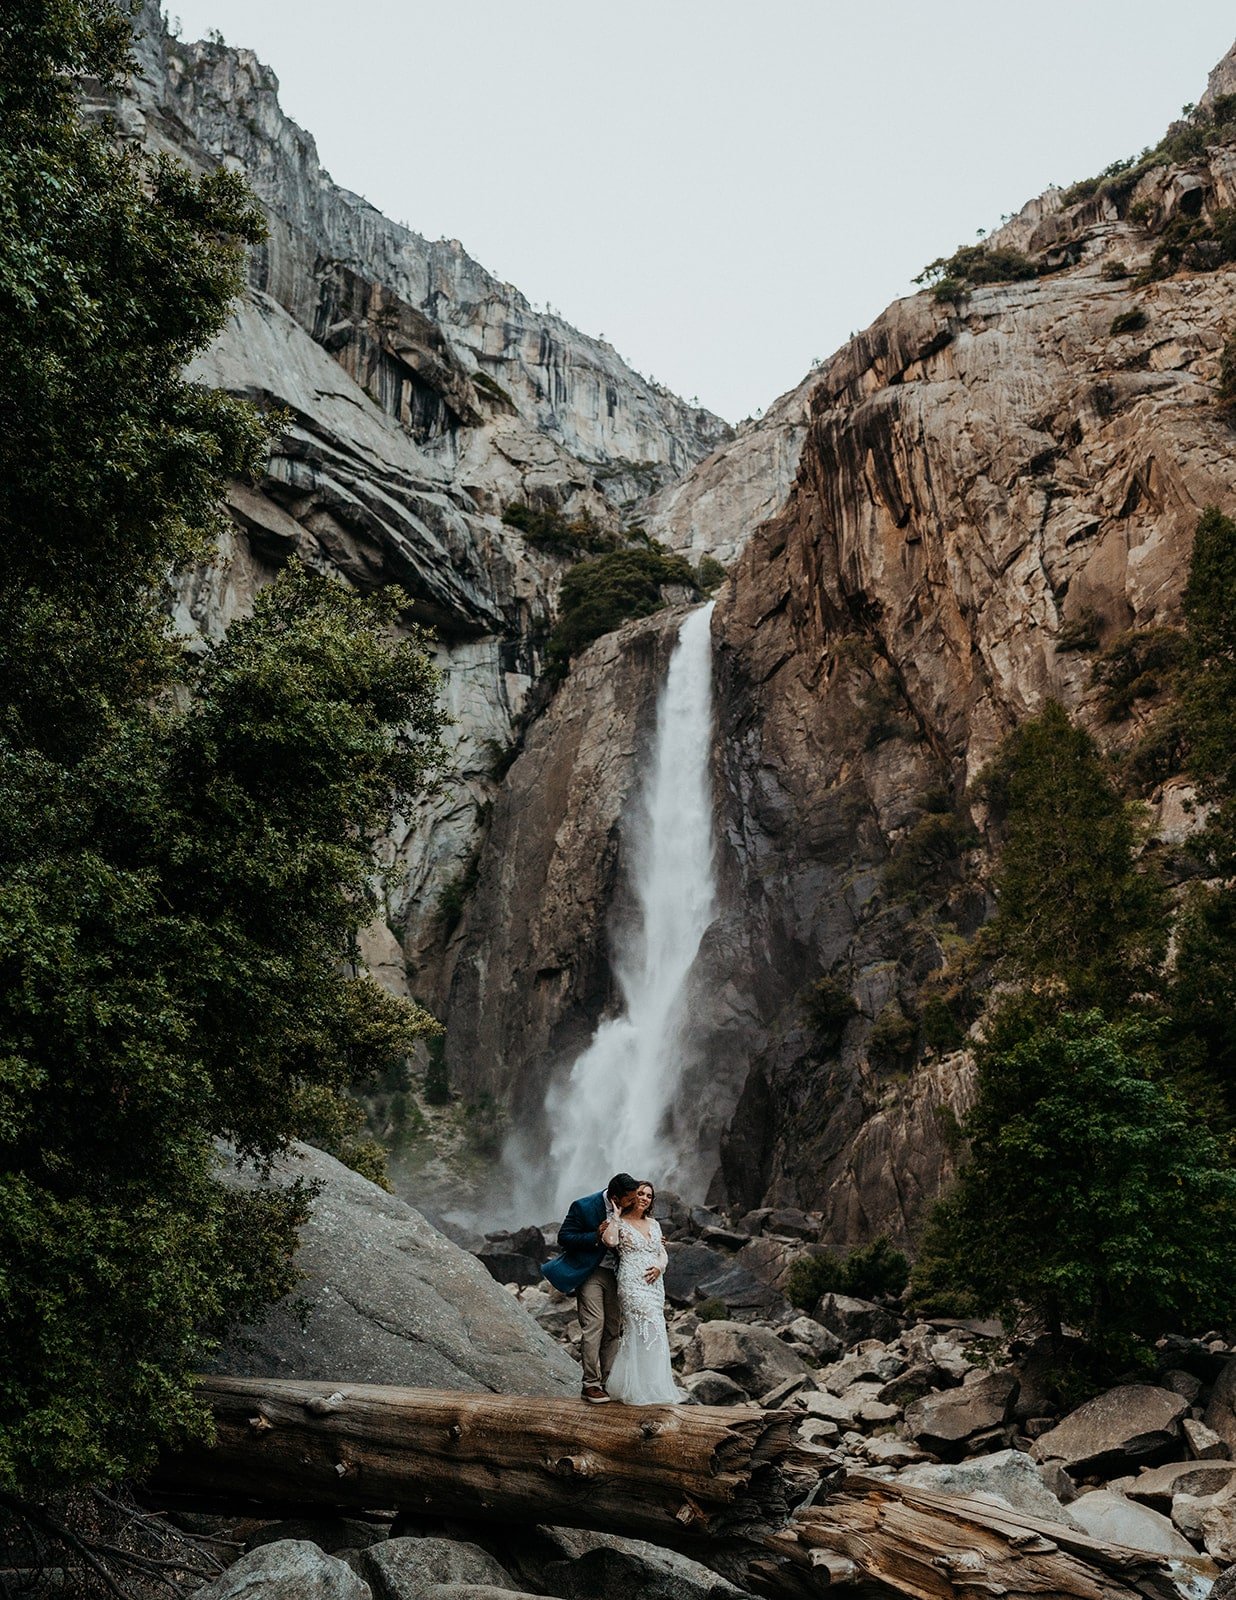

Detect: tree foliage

[545,544,697,676]
[976,701,1165,1009]
[0,4,445,1494]
[913,1007,1236,1361]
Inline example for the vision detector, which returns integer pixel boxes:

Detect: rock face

[107,1,730,1004]
[213,1144,579,1395]
[700,119,1236,1228]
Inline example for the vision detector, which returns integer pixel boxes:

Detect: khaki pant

[576,1265,621,1386]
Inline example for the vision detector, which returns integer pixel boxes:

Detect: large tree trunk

[154,1378,1190,1600]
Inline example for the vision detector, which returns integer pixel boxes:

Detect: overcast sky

[167,2,1234,424]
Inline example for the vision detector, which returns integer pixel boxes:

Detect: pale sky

[166,2,1234,424]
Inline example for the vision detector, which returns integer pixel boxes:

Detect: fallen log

[154,1378,1196,1600]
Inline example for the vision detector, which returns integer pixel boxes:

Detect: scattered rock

[1161,1368,1204,1405]
[682,1369,750,1406]
[813,1293,900,1346]
[699,1226,750,1251]
[1066,1490,1199,1558]
[682,1320,811,1397]
[1038,1461,1078,1504]
[355,1538,515,1600]
[196,1540,371,1600]
[904,1371,1019,1460]
[861,1436,928,1469]
[759,1374,812,1408]
[1183,1417,1230,1461]
[777,1316,843,1362]
[1201,1482,1236,1562]
[799,1418,840,1446]
[1127,1459,1236,1509]
[1031,1386,1189,1477]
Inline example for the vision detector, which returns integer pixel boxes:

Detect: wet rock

[904,1372,1019,1460]
[898,1450,1079,1528]
[1032,1386,1189,1477]
[682,1320,812,1397]
[355,1540,516,1600]
[196,1540,371,1600]
[1066,1490,1198,1558]
[813,1294,900,1346]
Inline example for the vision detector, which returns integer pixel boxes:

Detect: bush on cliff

[975,701,1166,1011]
[0,4,444,1498]
[545,543,697,677]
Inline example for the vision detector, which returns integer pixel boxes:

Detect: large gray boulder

[663,1243,785,1316]
[903,1371,1019,1459]
[896,1449,1080,1529]
[1065,1491,1198,1559]
[542,1541,751,1600]
[214,1144,578,1394]
[356,1539,517,1600]
[1205,1356,1236,1453]
[682,1320,812,1398]
[1031,1386,1189,1477]
[196,1540,371,1600]
[813,1293,900,1346]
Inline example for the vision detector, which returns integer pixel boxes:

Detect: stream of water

[527,601,719,1217]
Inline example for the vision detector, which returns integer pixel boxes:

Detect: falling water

[533,601,718,1216]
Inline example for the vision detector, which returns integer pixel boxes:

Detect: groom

[543,1172,640,1404]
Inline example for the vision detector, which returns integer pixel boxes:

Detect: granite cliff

[106,1,729,990]
[445,46,1236,1244]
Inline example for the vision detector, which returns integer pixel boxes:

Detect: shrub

[545,544,698,676]
[435,851,480,937]
[1091,626,1185,720]
[921,993,965,1052]
[1110,308,1148,335]
[841,1237,910,1300]
[423,1032,451,1105]
[1217,333,1236,412]
[501,500,618,556]
[785,1252,843,1310]
[882,811,977,902]
[462,1094,505,1159]
[695,554,727,594]
[915,244,1038,301]
[1055,607,1101,652]
[868,1001,918,1066]
[695,1296,728,1322]
[800,977,859,1052]
[977,701,1166,1010]
[1100,258,1129,280]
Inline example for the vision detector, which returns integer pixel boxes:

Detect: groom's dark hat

[606,1172,639,1198]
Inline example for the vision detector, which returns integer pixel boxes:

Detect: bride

[600,1181,683,1405]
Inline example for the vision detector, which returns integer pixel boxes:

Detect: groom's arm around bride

[541,1172,639,1404]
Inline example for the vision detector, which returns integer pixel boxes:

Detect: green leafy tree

[913,1006,1236,1360]
[977,701,1165,1009]
[545,544,698,676]
[0,5,445,1496]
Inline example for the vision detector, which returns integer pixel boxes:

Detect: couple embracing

[542,1171,683,1406]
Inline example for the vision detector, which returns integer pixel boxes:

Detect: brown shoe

[581,1384,611,1404]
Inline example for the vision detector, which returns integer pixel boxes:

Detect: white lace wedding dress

[605,1218,684,1405]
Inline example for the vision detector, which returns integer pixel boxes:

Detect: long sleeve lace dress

[605,1217,684,1405]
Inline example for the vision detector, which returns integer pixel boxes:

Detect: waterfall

[529,601,718,1217]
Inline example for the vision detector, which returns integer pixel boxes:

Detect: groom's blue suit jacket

[541,1189,608,1294]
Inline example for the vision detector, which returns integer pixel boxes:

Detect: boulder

[763,1208,819,1240]
[1201,1481,1236,1562]
[897,1449,1079,1528]
[196,1540,371,1600]
[477,1226,548,1288]
[1183,1417,1229,1460]
[541,1540,750,1600]
[777,1316,843,1362]
[214,1144,578,1395]
[357,1539,515,1600]
[1206,1356,1236,1454]
[817,1344,905,1395]
[1031,1386,1189,1477]
[813,1293,899,1346]
[681,1369,749,1406]
[1213,1565,1236,1600]
[1127,1459,1236,1509]
[699,1226,750,1251]
[1065,1491,1198,1559]
[247,1518,387,1554]
[1161,1368,1204,1405]
[682,1320,811,1397]
[903,1372,1019,1460]
[662,1242,786,1316]
[860,1436,928,1469]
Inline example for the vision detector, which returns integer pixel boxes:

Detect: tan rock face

[703,139,1236,1230]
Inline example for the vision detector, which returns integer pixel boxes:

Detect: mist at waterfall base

[509,601,719,1223]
